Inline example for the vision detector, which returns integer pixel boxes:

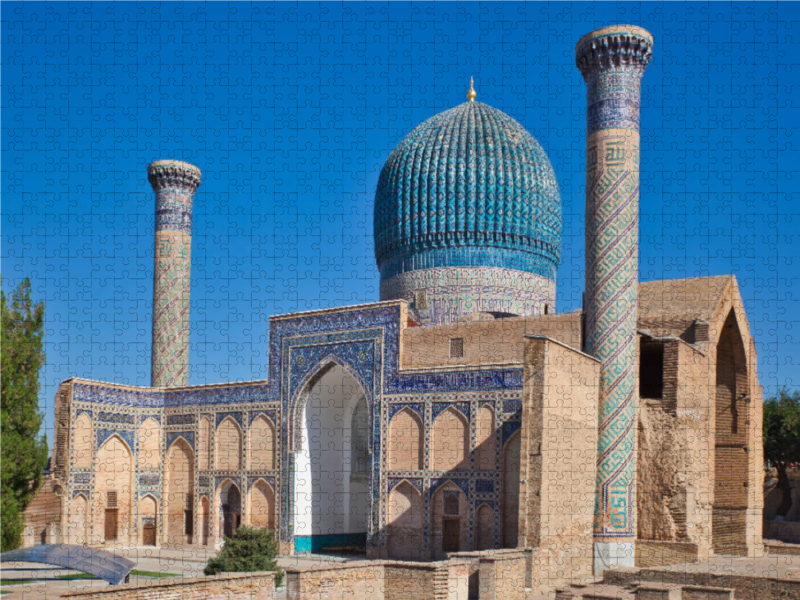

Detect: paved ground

[0,547,346,600]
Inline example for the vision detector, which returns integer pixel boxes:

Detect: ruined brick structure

[25,25,763,582]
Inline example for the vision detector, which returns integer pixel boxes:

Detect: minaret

[147,160,202,388]
[575,26,653,572]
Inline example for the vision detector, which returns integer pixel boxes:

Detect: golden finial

[467,76,477,102]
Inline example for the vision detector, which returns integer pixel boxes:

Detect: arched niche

[249,415,276,470]
[215,417,242,471]
[249,480,276,530]
[387,481,424,560]
[95,435,133,545]
[432,407,469,471]
[388,408,423,471]
[431,481,468,560]
[165,438,194,546]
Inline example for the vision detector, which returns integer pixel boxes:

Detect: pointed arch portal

[293,362,370,553]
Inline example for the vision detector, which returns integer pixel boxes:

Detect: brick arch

[95,435,134,544]
[249,415,276,470]
[248,479,275,530]
[476,503,494,550]
[165,437,194,546]
[432,407,469,471]
[712,309,749,555]
[388,480,424,560]
[215,417,242,471]
[389,408,423,471]
[430,481,468,559]
[69,493,89,545]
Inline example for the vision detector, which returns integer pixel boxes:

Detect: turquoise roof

[374,101,562,281]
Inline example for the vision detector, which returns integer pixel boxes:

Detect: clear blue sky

[2,2,798,442]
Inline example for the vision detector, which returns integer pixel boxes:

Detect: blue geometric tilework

[388,403,423,421]
[475,479,495,493]
[502,421,521,446]
[97,411,135,425]
[432,402,470,421]
[431,478,470,498]
[215,476,241,491]
[215,412,243,428]
[166,431,194,450]
[166,413,195,426]
[96,429,135,453]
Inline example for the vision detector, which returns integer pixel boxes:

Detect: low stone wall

[61,572,276,600]
[605,566,800,600]
[286,562,384,600]
[478,551,527,600]
[285,559,469,600]
[636,540,699,567]
[764,519,800,543]
[765,540,800,556]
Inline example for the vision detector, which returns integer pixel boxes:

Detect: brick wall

[605,566,800,600]
[520,336,598,594]
[635,540,699,567]
[61,572,276,600]
[285,560,470,600]
[478,551,527,600]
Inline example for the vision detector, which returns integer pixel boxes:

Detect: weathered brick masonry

[61,572,276,600]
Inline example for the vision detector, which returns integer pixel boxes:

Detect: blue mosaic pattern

[431,478,470,498]
[431,402,470,421]
[215,476,241,490]
[198,476,210,488]
[96,429,135,453]
[166,431,194,450]
[215,412,243,428]
[502,400,522,413]
[247,476,276,491]
[374,102,561,279]
[502,421,521,446]
[387,478,424,494]
[72,490,89,499]
[166,413,195,426]
[475,479,495,493]
[577,26,653,541]
[73,472,91,485]
[140,414,161,424]
[388,403,423,421]
[139,474,159,486]
[76,408,92,418]
[97,411,135,425]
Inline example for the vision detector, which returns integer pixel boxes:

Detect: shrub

[203,525,283,586]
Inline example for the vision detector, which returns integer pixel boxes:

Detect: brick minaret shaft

[148,160,202,388]
[576,26,653,570]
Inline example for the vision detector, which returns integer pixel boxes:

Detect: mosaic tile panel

[148,160,201,388]
[577,26,653,542]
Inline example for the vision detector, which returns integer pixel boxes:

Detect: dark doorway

[104,509,118,541]
[143,521,156,546]
[443,518,460,552]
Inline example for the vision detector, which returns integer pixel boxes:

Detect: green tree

[763,388,800,517]
[204,525,283,585]
[1,278,49,551]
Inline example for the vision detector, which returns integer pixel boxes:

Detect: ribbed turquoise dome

[374,101,562,282]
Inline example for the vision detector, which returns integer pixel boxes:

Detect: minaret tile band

[148,160,201,388]
[576,26,653,563]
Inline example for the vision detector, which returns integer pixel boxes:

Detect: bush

[203,525,283,586]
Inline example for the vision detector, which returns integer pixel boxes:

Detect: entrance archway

[293,362,370,553]
[219,481,242,539]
